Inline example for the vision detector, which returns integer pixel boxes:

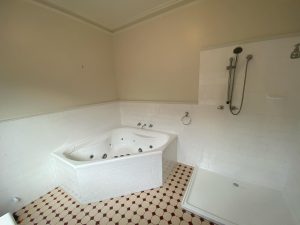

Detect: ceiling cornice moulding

[31,0,197,34]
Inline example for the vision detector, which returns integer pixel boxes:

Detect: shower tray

[182,167,296,225]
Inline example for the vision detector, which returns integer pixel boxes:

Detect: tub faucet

[141,124,147,129]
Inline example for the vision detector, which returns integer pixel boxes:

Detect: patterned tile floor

[14,163,215,225]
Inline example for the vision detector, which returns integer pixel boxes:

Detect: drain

[149,145,153,149]
[102,153,107,159]
[138,148,143,153]
[233,182,239,187]
[90,155,94,159]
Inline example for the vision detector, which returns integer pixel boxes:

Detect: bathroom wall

[0,102,120,215]
[284,127,300,223]
[114,0,300,102]
[120,35,300,222]
[0,0,117,121]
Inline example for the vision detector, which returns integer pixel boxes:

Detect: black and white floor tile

[14,164,214,225]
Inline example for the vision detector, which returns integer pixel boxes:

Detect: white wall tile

[0,102,120,215]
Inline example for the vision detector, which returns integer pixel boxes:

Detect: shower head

[233,47,243,54]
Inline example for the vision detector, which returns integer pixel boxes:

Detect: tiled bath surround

[0,102,121,214]
[120,102,297,189]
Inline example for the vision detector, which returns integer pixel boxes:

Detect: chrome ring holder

[181,112,192,125]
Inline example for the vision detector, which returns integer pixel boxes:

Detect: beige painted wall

[0,0,117,120]
[2,0,300,120]
[113,0,300,102]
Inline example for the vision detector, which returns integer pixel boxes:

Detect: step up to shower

[182,167,296,225]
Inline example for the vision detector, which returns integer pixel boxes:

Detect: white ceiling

[33,0,196,33]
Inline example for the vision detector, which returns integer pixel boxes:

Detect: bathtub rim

[52,126,177,169]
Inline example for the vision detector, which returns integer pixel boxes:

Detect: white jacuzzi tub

[52,127,177,204]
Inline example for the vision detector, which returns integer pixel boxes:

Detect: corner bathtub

[52,127,177,204]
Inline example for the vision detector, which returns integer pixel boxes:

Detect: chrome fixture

[138,122,153,129]
[217,105,224,110]
[226,46,253,115]
[181,112,192,125]
[233,182,239,187]
[246,54,253,61]
[226,57,235,71]
[290,43,300,59]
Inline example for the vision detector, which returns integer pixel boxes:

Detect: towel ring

[181,112,192,125]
